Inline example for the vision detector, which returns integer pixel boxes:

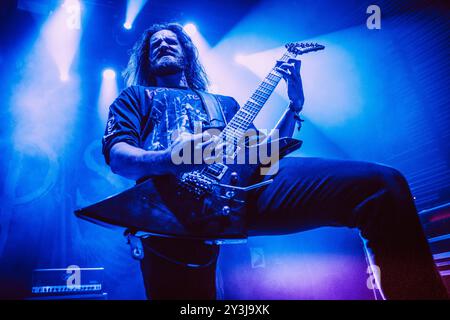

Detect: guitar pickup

[204,163,228,179]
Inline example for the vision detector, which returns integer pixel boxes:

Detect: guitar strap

[193,90,227,129]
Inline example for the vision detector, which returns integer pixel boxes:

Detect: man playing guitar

[101,23,447,300]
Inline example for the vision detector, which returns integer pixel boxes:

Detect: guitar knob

[226,190,236,198]
[221,206,231,216]
[230,172,239,185]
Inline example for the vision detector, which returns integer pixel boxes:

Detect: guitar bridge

[179,171,217,199]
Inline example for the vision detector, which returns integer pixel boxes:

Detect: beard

[150,55,185,76]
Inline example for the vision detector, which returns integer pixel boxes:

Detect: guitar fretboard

[218,51,295,153]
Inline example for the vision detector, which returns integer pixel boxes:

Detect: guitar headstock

[285,42,325,56]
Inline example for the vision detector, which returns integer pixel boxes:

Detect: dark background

[0,0,449,299]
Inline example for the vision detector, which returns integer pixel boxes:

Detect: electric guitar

[75,42,325,242]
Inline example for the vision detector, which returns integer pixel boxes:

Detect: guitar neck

[219,51,294,143]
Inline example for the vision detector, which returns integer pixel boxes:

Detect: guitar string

[212,50,294,160]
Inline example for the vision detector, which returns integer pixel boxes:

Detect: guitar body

[156,136,303,238]
[153,161,257,237]
[75,137,302,241]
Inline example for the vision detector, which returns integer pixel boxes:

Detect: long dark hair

[122,23,209,90]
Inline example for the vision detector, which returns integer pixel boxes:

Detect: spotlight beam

[124,0,148,30]
[98,69,119,124]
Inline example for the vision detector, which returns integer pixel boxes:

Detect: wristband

[288,103,304,131]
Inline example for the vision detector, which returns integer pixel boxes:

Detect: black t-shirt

[102,85,243,165]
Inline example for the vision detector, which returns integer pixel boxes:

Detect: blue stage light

[124,0,147,31]
[123,22,132,30]
[98,69,119,123]
[183,23,197,36]
[102,69,116,79]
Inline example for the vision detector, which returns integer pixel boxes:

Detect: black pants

[139,157,448,300]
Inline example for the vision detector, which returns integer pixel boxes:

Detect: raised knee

[379,165,408,187]
[365,164,411,199]
[356,162,404,189]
